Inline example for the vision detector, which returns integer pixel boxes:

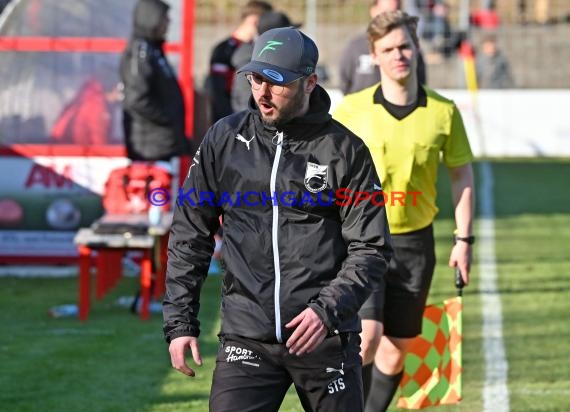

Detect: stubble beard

[260,81,306,128]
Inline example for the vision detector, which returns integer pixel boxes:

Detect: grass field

[1,159,569,412]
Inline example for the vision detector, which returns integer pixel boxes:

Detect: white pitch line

[478,162,510,412]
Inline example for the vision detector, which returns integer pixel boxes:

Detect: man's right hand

[169,336,203,377]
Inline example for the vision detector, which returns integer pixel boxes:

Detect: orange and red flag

[397,296,463,409]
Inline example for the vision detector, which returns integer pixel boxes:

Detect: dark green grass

[0,276,221,412]
[1,159,569,411]
[490,159,570,216]
[490,159,570,412]
[495,215,570,412]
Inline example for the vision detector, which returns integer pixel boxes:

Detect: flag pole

[453,231,466,297]
[454,231,465,404]
[455,267,465,297]
[454,231,465,403]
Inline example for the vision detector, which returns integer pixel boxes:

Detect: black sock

[362,363,373,402]
[364,366,403,412]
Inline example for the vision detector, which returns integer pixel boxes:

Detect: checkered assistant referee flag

[397,270,464,409]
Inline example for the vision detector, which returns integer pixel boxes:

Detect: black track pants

[209,333,363,412]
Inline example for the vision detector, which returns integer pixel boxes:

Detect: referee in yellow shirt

[334,11,475,412]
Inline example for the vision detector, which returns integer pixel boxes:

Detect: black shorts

[359,224,436,338]
[209,333,363,411]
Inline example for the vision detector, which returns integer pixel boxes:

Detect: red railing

[0,0,195,157]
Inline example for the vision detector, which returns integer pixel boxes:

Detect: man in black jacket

[163,27,392,411]
[120,0,187,161]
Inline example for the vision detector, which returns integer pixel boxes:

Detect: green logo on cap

[258,40,283,57]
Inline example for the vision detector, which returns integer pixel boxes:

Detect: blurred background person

[205,0,272,123]
[230,10,300,112]
[476,32,514,89]
[50,75,119,146]
[120,0,187,163]
[470,0,500,30]
[338,0,426,95]
[407,0,465,63]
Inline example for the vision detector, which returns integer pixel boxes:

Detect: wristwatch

[455,235,476,245]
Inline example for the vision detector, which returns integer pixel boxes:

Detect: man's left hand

[285,307,327,356]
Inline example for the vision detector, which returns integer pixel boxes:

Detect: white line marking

[478,162,510,412]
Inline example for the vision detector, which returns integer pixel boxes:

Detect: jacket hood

[247,84,332,139]
[133,0,169,42]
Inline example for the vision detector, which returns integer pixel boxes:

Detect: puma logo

[325,362,344,375]
[235,133,255,151]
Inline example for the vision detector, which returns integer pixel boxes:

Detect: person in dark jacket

[163,27,393,411]
[120,0,187,161]
[476,33,514,89]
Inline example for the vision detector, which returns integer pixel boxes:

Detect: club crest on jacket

[304,162,329,193]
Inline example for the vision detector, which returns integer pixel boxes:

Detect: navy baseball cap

[237,27,318,85]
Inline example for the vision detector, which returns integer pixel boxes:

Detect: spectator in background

[338,0,426,95]
[404,0,448,58]
[476,33,514,89]
[231,10,300,112]
[206,1,272,123]
[120,0,188,162]
[50,76,119,145]
[470,0,500,29]
[408,0,460,61]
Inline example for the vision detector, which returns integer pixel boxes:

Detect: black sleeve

[162,130,221,342]
[122,45,171,125]
[230,43,254,112]
[308,140,392,331]
[208,74,233,122]
[207,41,235,122]
[231,74,252,113]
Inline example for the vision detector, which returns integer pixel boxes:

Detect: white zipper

[270,131,284,342]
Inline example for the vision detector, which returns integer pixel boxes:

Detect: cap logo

[262,69,284,82]
[258,40,283,57]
